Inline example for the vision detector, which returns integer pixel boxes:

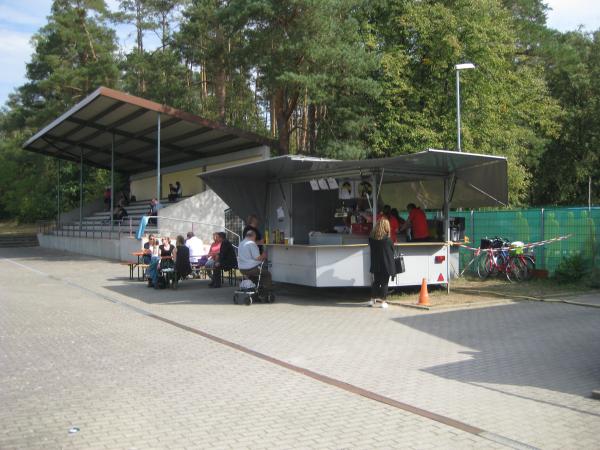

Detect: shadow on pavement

[394,302,600,403]
[104,278,370,308]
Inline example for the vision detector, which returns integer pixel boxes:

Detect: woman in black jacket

[210,232,238,288]
[368,218,395,307]
[174,235,192,280]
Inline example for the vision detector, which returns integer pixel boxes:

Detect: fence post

[539,208,545,269]
[470,210,475,243]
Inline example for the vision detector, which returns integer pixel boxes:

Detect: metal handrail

[152,215,241,242]
[39,214,241,243]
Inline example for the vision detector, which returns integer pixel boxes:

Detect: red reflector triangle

[437,273,445,282]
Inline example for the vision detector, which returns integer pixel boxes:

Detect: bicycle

[475,237,535,282]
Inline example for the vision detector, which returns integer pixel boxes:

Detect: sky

[1,0,600,106]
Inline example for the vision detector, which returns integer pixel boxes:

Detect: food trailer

[200,149,508,288]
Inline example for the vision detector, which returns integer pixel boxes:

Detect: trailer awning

[22,87,276,174]
[199,150,508,221]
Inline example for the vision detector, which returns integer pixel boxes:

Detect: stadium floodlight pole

[455,62,475,152]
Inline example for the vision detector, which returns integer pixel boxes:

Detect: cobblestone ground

[2,247,600,449]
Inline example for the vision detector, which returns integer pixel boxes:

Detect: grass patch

[449,275,598,300]
[0,221,38,235]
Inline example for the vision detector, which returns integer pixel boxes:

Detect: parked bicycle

[475,237,535,282]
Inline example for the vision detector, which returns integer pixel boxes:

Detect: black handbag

[394,251,405,274]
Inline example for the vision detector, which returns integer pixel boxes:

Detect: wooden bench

[120,261,138,280]
[137,264,149,281]
[121,261,150,281]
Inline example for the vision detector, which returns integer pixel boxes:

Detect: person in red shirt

[377,205,399,243]
[400,203,429,241]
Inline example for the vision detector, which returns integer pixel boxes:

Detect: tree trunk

[301,89,308,153]
[308,103,317,155]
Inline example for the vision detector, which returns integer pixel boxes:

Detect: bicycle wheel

[506,256,526,282]
[477,252,493,279]
[521,255,535,281]
[494,251,508,277]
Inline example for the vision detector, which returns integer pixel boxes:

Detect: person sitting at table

[185,231,205,264]
[142,234,155,264]
[159,237,174,257]
[399,203,429,242]
[209,232,237,288]
[173,235,192,280]
[238,229,272,293]
[146,238,161,288]
[204,232,221,270]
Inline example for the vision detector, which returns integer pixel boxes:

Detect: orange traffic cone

[418,278,431,306]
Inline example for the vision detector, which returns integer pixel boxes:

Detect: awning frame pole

[443,177,451,293]
[79,147,83,232]
[110,132,115,232]
[372,172,378,225]
[157,113,161,203]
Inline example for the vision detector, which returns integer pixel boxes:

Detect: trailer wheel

[245,295,252,306]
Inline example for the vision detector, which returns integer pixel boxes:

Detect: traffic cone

[418,278,431,306]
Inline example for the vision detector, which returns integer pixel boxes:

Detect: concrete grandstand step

[0,234,39,248]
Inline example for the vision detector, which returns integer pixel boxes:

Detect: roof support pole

[156,113,161,203]
[79,147,83,232]
[110,132,115,232]
[57,159,61,228]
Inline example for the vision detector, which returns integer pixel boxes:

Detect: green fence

[449,207,600,275]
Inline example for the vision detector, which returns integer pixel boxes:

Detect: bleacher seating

[52,198,178,237]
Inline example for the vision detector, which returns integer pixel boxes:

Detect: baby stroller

[233,262,275,305]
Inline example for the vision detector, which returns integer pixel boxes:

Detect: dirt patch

[387,276,600,310]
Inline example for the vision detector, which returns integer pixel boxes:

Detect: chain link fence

[450,207,599,275]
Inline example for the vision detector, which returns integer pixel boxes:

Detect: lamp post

[455,62,475,152]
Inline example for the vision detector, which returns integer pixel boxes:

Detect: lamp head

[455,63,475,70]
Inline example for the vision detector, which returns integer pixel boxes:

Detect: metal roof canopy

[22,87,276,174]
[199,149,509,222]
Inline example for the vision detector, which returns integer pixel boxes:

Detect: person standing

[377,205,400,243]
[242,214,263,252]
[368,218,395,308]
[400,203,429,242]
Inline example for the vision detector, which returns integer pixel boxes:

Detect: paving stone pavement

[2,247,600,449]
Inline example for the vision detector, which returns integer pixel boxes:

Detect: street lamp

[455,62,475,152]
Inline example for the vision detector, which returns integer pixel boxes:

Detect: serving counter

[267,242,450,287]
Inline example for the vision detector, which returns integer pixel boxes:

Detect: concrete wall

[157,190,228,244]
[38,234,142,261]
[59,198,104,223]
[130,146,269,201]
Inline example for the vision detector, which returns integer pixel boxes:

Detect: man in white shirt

[185,232,204,263]
[238,229,272,291]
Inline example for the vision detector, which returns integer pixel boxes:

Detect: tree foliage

[0,0,599,221]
